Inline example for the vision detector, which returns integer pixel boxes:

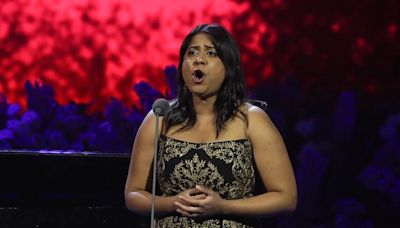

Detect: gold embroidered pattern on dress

[156,135,257,227]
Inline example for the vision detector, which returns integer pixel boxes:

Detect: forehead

[188,33,214,47]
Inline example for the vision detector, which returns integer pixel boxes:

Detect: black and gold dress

[156,135,259,228]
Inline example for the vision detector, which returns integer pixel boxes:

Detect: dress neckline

[160,134,250,145]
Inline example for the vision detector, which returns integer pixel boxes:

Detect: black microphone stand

[150,98,169,228]
[150,111,160,228]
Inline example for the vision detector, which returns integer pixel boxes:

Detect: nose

[194,54,206,65]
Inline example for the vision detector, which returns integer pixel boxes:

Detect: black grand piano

[0,150,148,228]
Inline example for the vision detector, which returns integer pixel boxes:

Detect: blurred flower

[20,110,41,132]
[25,80,57,121]
[79,131,98,151]
[335,214,373,228]
[0,129,14,142]
[332,91,356,144]
[295,141,330,219]
[133,81,163,112]
[105,98,126,127]
[63,115,85,139]
[359,112,400,211]
[95,121,120,152]
[379,112,400,141]
[360,166,396,193]
[391,180,400,202]
[334,198,366,215]
[99,121,112,133]
[6,119,21,132]
[164,65,178,99]
[0,142,12,149]
[57,103,81,116]
[42,129,67,150]
[334,198,372,228]
[70,140,84,151]
[295,119,315,137]
[7,103,21,118]
[0,94,8,128]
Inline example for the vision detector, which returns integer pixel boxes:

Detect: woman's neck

[192,95,216,116]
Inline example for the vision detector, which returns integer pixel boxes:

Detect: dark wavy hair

[164,24,247,137]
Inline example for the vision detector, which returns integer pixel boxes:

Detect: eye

[207,50,218,57]
[187,48,198,56]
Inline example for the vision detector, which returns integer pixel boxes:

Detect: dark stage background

[0,0,399,227]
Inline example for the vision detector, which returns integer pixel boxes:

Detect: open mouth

[192,69,204,83]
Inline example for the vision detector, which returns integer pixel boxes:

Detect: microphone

[150,98,170,228]
[152,98,170,116]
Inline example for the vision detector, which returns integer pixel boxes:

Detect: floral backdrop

[0,0,399,227]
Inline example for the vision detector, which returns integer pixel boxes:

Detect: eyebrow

[188,45,215,49]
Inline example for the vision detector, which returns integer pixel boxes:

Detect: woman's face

[181,33,226,100]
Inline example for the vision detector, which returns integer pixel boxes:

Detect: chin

[190,87,207,95]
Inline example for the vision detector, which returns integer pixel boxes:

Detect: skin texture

[181,33,226,100]
[124,33,297,219]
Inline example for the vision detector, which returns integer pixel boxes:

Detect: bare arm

[222,106,297,216]
[124,111,177,215]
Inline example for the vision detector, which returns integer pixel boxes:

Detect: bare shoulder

[244,102,280,142]
[134,110,164,143]
[244,102,273,126]
[139,110,157,130]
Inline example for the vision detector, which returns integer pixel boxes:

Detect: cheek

[181,59,192,77]
[214,64,226,82]
[216,75,226,88]
[181,64,191,85]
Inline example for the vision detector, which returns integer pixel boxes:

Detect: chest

[157,136,255,199]
[166,117,247,143]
